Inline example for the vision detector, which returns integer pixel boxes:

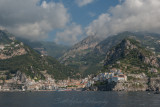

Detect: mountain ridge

[0,30,76,80]
[103,38,160,75]
[60,31,160,77]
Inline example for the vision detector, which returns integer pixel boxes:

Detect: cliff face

[0,46,27,60]
[112,73,148,91]
[59,35,103,76]
[60,35,103,62]
[149,77,160,91]
[89,38,160,92]
[60,32,160,77]
[90,74,160,91]
[103,38,160,73]
[106,76,160,91]
[0,30,27,60]
[0,30,76,81]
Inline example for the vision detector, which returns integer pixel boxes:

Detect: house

[85,81,94,87]
[0,45,4,50]
[109,73,114,78]
[93,77,99,81]
[118,74,127,81]
[11,42,15,45]
[112,76,118,82]
[15,44,19,47]
[112,74,127,82]
[77,83,85,88]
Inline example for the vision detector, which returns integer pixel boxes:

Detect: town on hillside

[0,68,129,91]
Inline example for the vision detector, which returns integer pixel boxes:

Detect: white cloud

[54,23,83,45]
[86,0,160,37]
[76,0,94,7]
[0,0,69,40]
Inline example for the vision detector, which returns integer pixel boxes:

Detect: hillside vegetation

[0,30,76,80]
[103,38,160,76]
[60,32,160,77]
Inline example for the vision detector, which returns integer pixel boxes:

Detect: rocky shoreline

[86,76,160,92]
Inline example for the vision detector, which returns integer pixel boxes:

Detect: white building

[112,74,127,82]
[0,45,4,50]
[112,76,118,82]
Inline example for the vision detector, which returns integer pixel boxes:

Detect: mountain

[89,38,160,92]
[59,35,104,76]
[0,30,75,80]
[103,38,160,74]
[17,38,70,58]
[60,31,160,77]
[95,31,160,55]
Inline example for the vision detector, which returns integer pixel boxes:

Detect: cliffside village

[0,68,129,91]
[93,69,127,83]
[0,41,159,92]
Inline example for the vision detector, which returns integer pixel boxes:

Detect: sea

[0,91,159,107]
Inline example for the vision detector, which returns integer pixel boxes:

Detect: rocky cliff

[89,73,160,92]
[0,30,76,81]
[60,35,103,62]
[103,38,160,74]
[60,32,160,77]
[89,38,160,91]
[59,35,103,76]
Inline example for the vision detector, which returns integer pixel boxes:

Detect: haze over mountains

[17,38,70,58]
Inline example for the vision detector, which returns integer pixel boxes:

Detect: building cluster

[93,69,127,83]
[0,70,90,91]
[0,66,128,91]
[0,41,24,51]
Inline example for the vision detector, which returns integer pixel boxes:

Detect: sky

[0,0,160,45]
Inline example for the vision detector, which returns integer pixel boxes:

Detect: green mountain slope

[103,38,160,75]
[60,32,160,77]
[0,30,75,80]
[0,30,12,44]
[59,35,104,77]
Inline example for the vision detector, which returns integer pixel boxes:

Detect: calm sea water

[0,91,159,107]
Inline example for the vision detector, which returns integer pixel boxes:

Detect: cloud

[0,0,69,40]
[54,23,83,45]
[86,0,160,37]
[76,0,94,7]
